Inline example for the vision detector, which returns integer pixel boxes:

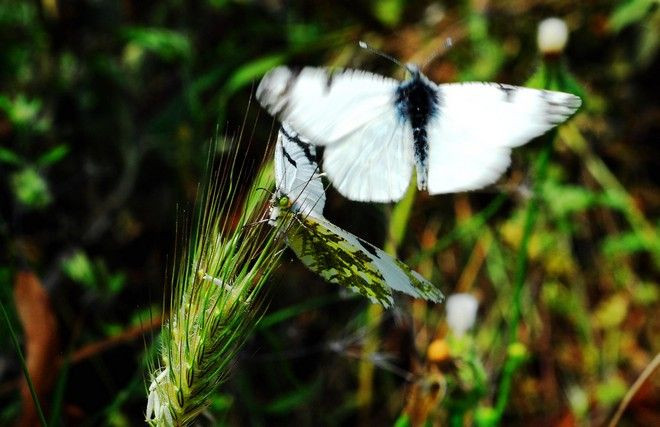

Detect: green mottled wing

[284,213,394,307]
[280,212,443,308]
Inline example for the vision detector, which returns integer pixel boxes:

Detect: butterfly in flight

[270,123,443,308]
[257,63,581,202]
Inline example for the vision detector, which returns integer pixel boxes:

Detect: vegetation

[1,1,658,425]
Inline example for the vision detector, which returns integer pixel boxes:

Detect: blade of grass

[408,193,507,266]
[0,298,47,426]
[358,183,417,420]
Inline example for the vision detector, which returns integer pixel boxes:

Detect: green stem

[492,132,554,422]
[360,184,417,420]
[409,193,506,265]
[507,138,553,343]
[492,62,561,423]
[386,183,417,255]
[0,296,48,426]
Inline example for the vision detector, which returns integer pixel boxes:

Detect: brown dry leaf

[13,270,59,427]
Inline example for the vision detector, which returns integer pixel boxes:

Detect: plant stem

[493,132,554,422]
[410,193,506,266]
[608,352,660,427]
[507,137,553,343]
[0,297,48,426]
[490,57,568,423]
[357,183,417,420]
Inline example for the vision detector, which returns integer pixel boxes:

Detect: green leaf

[595,375,628,407]
[223,53,287,94]
[637,12,660,66]
[287,23,322,47]
[0,147,23,165]
[373,0,405,27]
[264,379,322,414]
[216,53,286,128]
[60,250,97,289]
[632,282,658,305]
[122,27,192,62]
[102,323,123,337]
[592,294,628,329]
[602,231,648,256]
[129,304,161,327]
[10,167,52,208]
[393,413,412,427]
[0,94,43,128]
[543,182,598,216]
[526,61,586,102]
[474,406,498,427]
[609,0,657,32]
[36,144,70,167]
[107,272,126,294]
[567,386,589,418]
[209,393,234,412]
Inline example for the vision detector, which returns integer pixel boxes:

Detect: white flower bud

[537,17,569,55]
[446,293,479,336]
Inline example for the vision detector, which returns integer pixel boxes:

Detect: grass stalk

[356,183,417,419]
[490,57,572,424]
[490,129,555,424]
[145,148,285,426]
[0,298,47,426]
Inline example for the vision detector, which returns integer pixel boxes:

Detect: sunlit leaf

[107,272,126,294]
[36,144,69,167]
[595,375,628,407]
[224,53,287,93]
[373,0,405,27]
[10,167,52,208]
[543,182,598,216]
[609,0,657,32]
[0,147,23,165]
[602,231,648,256]
[209,393,234,412]
[632,282,658,305]
[0,94,42,128]
[60,250,96,289]
[592,294,628,329]
[122,27,192,62]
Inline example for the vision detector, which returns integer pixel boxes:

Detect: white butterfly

[271,123,326,221]
[257,64,581,202]
[271,124,443,308]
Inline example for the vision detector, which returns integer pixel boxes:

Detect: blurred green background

[1,0,658,425]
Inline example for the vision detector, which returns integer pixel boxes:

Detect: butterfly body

[257,65,581,202]
[394,66,439,190]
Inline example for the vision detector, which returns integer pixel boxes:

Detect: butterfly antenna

[421,36,455,71]
[358,41,414,75]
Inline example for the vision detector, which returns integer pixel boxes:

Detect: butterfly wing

[322,116,414,202]
[284,213,394,307]
[259,66,414,202]
[285,213,443,308]
[257,66,400,145]
[427,83,581,194]
[274,123,325,218]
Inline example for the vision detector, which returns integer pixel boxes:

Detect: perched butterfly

[257,64,581,202]
[271,123,443,308]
